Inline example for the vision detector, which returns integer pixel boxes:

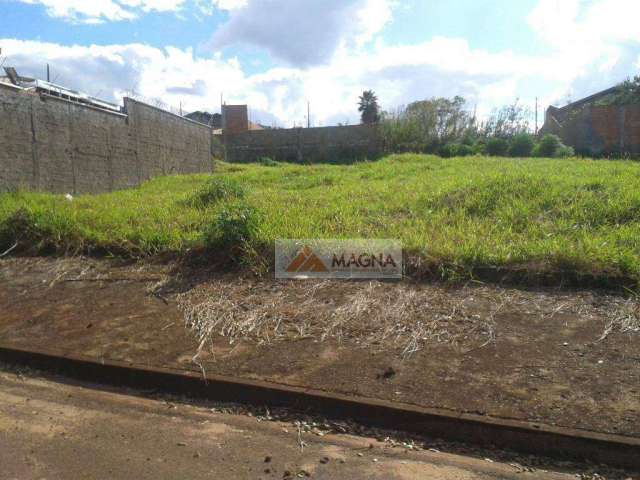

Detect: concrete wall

[542,103,640,157]
[0,84,213,194]
[225,124,381,163]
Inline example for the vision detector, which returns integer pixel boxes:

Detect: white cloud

[2,1,639,127]
[211,0,247,9]
[209,0,397,66]
[14,0,189,23]
[14,0,326,23]
[527,0,640,102]
[0,36,543,127]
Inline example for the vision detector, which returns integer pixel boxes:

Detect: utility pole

[46,63,50,82]
[535,97,538,136]
[307,101,310,128]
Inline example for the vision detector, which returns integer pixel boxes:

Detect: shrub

[537,134,562,157]
[509,133,535,157]
[438,144,458,158]
[204,201,262,252]
[472,141,487,155]
[486,137,509,156]
[531,144,541,157]
[456,144,475,157]
[194,178,245,207]
[556,145,575,158]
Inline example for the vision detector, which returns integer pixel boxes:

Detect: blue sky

[1,0,639,126]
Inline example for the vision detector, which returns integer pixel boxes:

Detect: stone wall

[542,103,640,157]
[0,83,213,194]
[224,124,381,163]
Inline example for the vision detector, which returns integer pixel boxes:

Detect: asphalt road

[0,367,605,480]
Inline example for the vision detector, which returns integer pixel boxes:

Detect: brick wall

[542,102,640,156]
[222,105,249,134]
[0,84,213,194]
[224,124,382,163]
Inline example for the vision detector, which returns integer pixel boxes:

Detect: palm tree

[358,90,380,124]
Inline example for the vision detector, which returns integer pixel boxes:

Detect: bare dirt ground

[0,257,639,439]
[0,363,630,480]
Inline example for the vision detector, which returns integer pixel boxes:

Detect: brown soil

[0,366,586,480]
[0,257,638,439]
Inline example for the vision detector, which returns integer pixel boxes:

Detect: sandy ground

[0,257,638,439]
[0,364,624,480]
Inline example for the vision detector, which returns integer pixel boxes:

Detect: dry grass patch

[177,280,502,359]
[177,278,640,360]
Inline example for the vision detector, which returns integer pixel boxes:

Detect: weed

[193,178,245,207]
[204,201,263,256]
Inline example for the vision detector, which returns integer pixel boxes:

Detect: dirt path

[0,257,638,439]
[0,364,619,480]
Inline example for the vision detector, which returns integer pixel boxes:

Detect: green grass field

[2,154,640,285]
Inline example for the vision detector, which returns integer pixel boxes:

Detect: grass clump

[193,177,245,207]
[203,201,263,255]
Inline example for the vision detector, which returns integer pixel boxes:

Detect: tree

[406,96,474,145]
[358,90,380,124]
[481,100,531,139]
[608,76,640,105]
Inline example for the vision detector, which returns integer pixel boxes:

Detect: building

[221,104,249,134]
[541,85,640,157]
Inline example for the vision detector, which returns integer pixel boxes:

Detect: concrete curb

[0,344,638,471]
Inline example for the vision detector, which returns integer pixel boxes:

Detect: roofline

[557,85,620,112]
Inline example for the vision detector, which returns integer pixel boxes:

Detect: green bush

[204,201,262,252]
[437,144,458,158]
[193,177,245,207]
[437,143,476,158]
[456,144,475,157]
[472,141,486,155]
[486,137,509,156]
[537,134,562,157]
[509,133,535,157]
[556,145,575,158]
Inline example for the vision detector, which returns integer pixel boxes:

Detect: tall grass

[2,154,640,283]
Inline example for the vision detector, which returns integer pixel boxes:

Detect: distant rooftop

[1,66,121,112]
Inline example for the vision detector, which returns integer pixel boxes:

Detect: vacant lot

[2,154,640,285]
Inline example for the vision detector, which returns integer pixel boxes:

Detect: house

[187,106,264,134]
[541,84,640,157]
